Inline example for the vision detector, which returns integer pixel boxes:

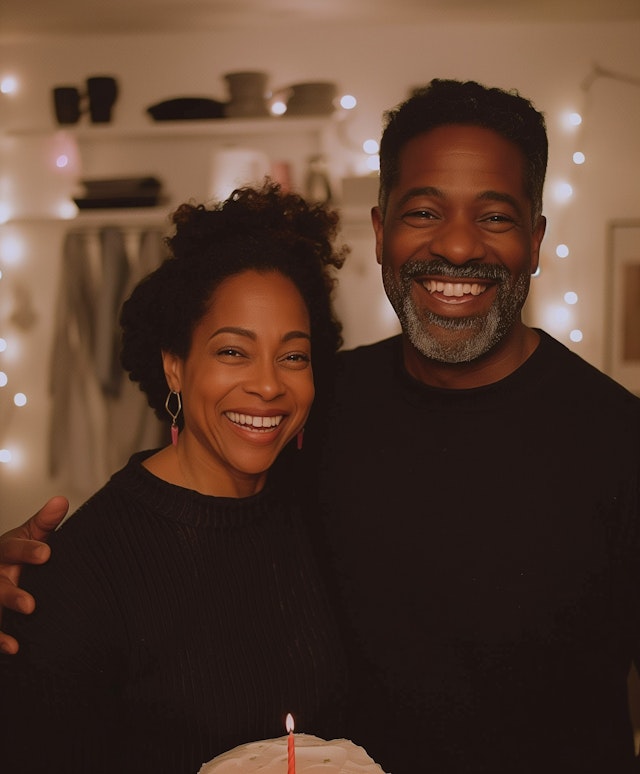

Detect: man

[2,80,640,773]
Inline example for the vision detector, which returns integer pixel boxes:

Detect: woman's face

[163,270,314,496]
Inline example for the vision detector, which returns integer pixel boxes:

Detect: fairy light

[365,154,380,172]
[56,199,78,219]
[552,181,574,203]
[0,75,18,95]
[0,233,25,265]
[270,100,287,116]
[563,111,583,128]
[363,138,379,154]
[340,94,357,110]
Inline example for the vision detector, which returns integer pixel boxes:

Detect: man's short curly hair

[378,78,548,225]
[120,182,346,427]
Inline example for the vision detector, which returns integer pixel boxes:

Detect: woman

[0,183,348,774]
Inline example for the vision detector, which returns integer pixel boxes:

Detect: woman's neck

[142,443,266,499]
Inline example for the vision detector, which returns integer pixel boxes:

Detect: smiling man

[374,124,545,382]
[312,80,640,773]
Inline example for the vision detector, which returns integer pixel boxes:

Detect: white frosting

[197,733,388,774]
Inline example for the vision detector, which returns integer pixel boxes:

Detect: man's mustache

[400,259,509,283]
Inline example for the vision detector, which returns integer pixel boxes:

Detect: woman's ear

[162,350,183,393]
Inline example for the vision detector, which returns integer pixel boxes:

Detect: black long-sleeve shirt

[308,330,640,774]
[0,452,347,774]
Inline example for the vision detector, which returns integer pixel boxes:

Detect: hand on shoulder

[0,496,68,654]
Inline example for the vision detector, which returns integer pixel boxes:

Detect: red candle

[285,713,296,774]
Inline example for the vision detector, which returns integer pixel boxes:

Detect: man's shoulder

[537,330,640,404]
[337,335,401,372]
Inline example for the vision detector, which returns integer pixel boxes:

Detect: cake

[196,733,388,773]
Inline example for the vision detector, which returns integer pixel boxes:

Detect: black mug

[52,86,81,125]
[86,76,118,123]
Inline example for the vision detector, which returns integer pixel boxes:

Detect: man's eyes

[401,209,439,224]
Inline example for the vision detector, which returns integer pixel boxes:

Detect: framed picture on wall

[605,219,640,396]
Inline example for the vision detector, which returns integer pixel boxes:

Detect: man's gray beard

[382,259,531,364]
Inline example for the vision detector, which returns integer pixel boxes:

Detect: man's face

[372,124,546,380]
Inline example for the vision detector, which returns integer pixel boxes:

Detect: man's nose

[428,218,486,264]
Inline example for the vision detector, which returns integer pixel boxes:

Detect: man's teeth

[424,280,487,297]
[226,412,283,430]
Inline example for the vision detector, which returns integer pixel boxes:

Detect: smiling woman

[0,182,349,774]
[154,270,316,498]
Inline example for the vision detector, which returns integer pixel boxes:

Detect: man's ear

[530,215,546,275]
[162,350,183,393]
[371,205,384,266]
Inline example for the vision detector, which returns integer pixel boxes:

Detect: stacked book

[73,176,163,209]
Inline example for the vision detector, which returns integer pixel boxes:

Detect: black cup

[86,76,118,123]
[52,86,81,125]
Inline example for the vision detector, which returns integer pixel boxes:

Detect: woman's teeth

[225,412,283,430]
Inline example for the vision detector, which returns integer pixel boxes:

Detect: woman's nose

[244,361,285,400]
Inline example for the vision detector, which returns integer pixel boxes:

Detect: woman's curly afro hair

[120,182,347,427]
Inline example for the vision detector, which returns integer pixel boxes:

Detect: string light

[270,99,287,116]
[340,94,357,110]
[1,70,29,468]
[541,63,640,358]
[552,181,574,203]
[0,75,18,95]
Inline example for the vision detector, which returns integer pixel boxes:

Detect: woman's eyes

[282,352,311,365]
[217,347,245,358]
[215,348,311,366]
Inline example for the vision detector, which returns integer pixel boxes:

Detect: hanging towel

[104,228,167,472]
[48,230,109,493]
[94,226,130,397]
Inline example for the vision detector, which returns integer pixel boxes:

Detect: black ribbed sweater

[0,452,347,774]
[309,330,640,774]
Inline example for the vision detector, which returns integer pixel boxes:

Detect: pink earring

[165,390,182,446]
[296,428,305,451]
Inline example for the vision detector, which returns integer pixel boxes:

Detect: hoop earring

[165,390,182,446]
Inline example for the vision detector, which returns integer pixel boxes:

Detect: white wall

[1,20,639,527]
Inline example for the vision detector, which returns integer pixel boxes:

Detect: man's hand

[0,496,68,654]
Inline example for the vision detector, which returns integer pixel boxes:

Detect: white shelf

[1,114,345,225]
[1,208,171,227]
[3,115,337,141]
